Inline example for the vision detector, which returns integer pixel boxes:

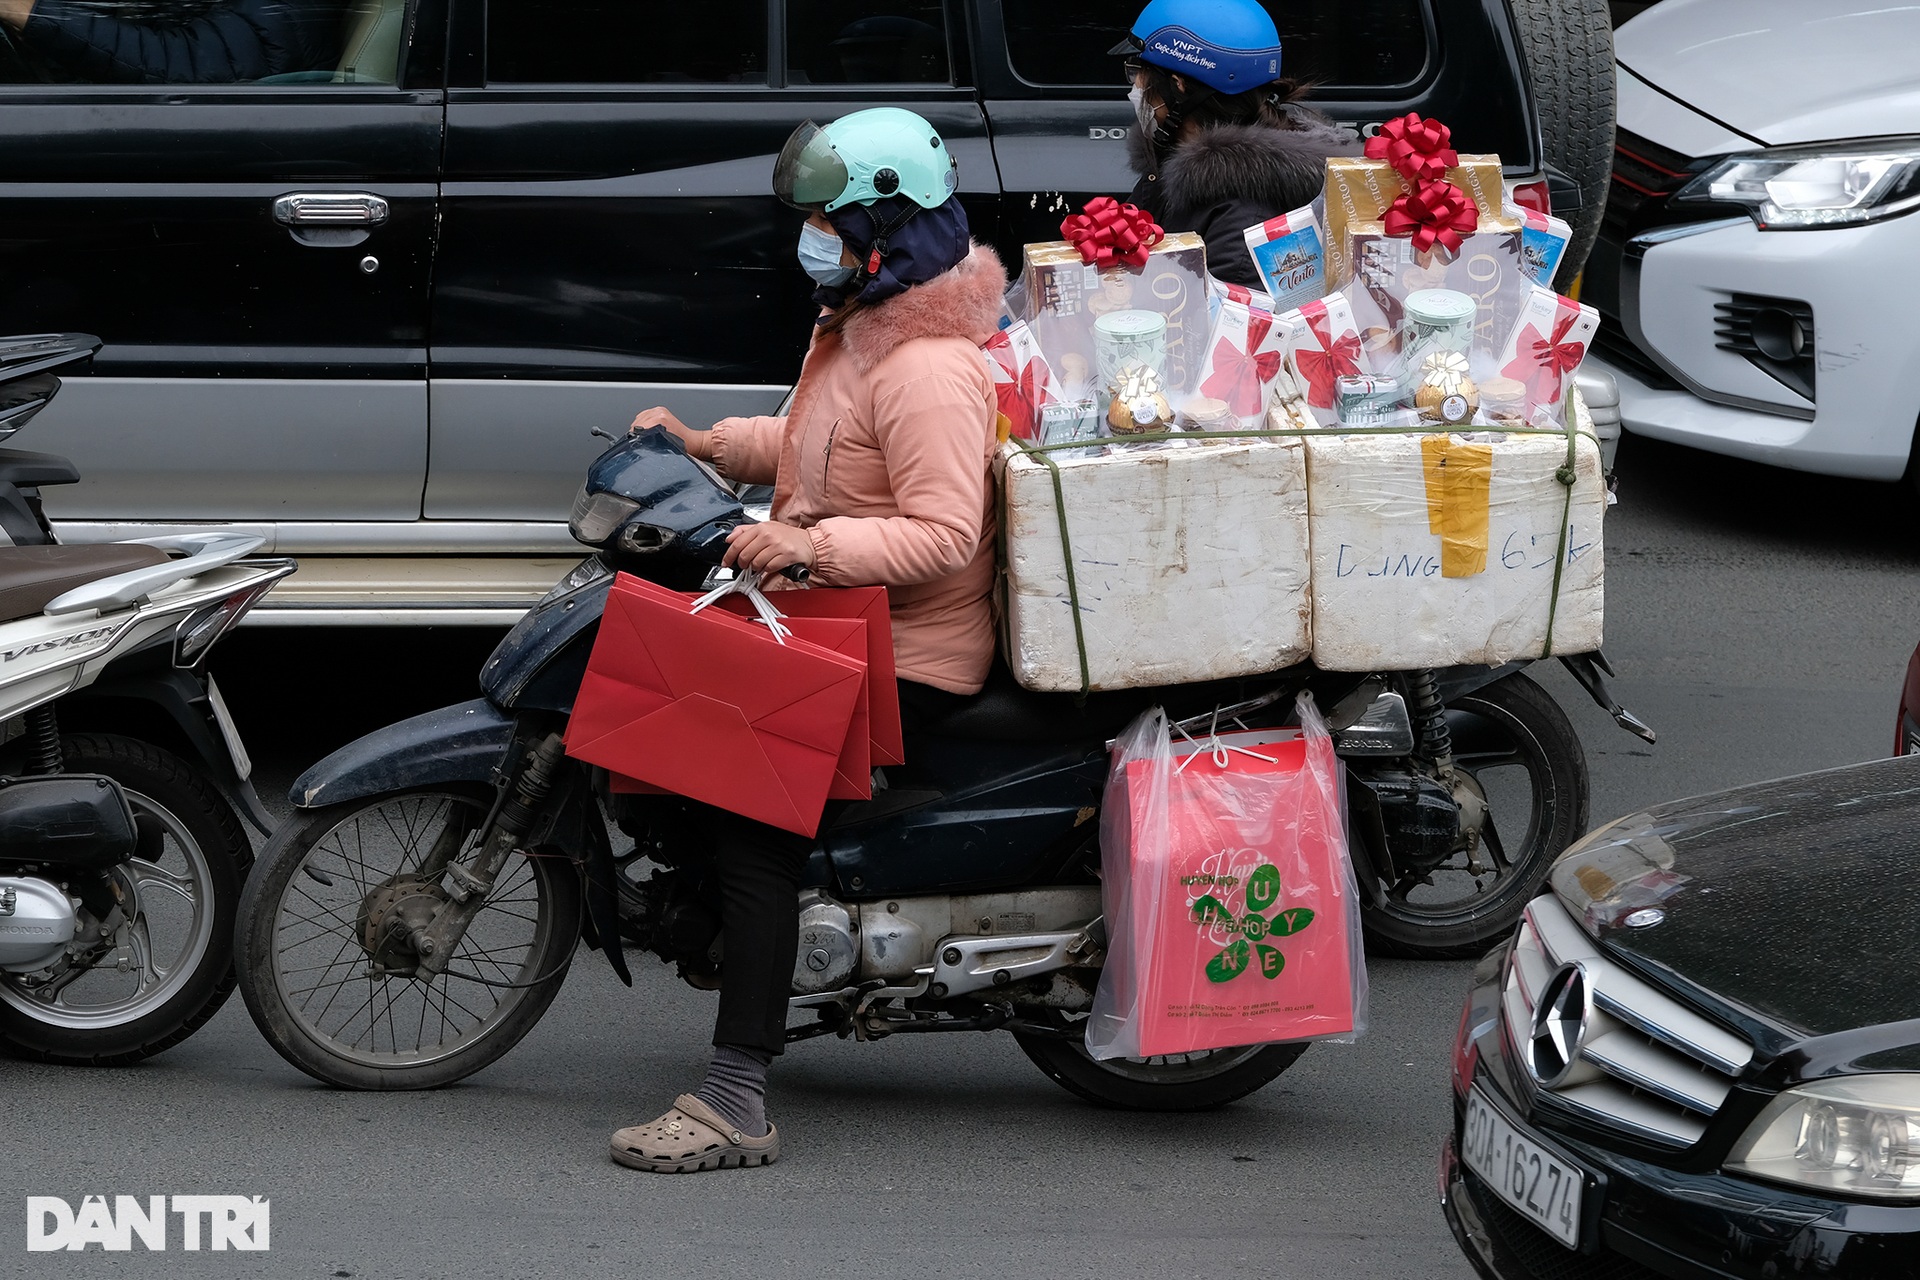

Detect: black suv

[0,0,1611,620]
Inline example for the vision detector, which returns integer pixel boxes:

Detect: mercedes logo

[1526,962,1592,1088]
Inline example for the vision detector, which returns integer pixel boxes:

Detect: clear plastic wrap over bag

[1086,693,1369,1060]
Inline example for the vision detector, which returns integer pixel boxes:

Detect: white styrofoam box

[998,439,1311,691]
[1305,404,1605,671]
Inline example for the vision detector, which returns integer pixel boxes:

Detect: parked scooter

[0,334,294,1064]
[234,424,1649,1105]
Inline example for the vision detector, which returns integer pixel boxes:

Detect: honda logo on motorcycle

[26,1195,269,1252]
[1526,962,1593,1088]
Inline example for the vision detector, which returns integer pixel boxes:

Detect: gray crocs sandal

[610,1094,780,1173]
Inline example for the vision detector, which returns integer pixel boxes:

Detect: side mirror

[0,373,60,442]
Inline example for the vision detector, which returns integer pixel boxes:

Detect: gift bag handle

[690,571,793,644]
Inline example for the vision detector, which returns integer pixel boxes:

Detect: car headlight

[1675,142,1920,229]
[568,487,641,546]
[1727,1075,1920,1200]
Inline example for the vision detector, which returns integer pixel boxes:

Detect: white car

[1585,0,1920,482]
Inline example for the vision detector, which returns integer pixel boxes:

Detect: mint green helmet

[773,107,959,212]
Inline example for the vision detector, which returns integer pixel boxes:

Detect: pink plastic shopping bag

[1087,695,1367,1060]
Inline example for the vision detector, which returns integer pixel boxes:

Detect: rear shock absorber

[25,705,61,774]
[1405,669,1453,776]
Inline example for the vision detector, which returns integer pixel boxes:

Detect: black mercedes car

[1440,755,1920,1279]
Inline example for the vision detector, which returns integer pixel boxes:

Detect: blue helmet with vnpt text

[1119,0,1283,95]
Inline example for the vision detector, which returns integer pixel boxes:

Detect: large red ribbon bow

[1293,305,1363,409]
[1200,309,1283,416]
[1060,196,1164,271]
[984,331,1053,439]
[1364,112,1459,184]
[1501,303,1588,406]
[1383,180,1480,255]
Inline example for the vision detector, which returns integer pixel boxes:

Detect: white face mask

[1129,83,1158,136]
[798,221,856,287]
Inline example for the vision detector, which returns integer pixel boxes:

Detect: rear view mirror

[0,373,59,441]
[0,332,104,443]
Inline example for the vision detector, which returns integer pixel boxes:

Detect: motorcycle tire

[0,734,250,1065]
[1013,1017,1308,1111]
[234,786,581,1091]
[1359,672,1589,960]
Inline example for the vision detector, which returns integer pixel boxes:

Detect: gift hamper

[988,112,1610,693]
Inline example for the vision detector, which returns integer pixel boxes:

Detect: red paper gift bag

[565,573,866,836]
[610,612,873,801]
[717,585,903,767]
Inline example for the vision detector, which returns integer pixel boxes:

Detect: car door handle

[272,193,390,227]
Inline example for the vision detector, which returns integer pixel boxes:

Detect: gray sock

[693,1044,772,1138]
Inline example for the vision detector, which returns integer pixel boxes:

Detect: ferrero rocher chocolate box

[1021,231,1210,398]
[1322,154,1512,287]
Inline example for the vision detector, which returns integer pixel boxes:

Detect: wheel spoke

[129,857,197,905]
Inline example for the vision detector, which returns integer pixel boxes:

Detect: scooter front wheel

[234,786,580,1091]
[1012,1014,1307,1111]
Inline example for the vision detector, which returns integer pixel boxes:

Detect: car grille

[1460,1170,1664,1280]
[1602,130,1701,243]
[1503,896,1754,1148]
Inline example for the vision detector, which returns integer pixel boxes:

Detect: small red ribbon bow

[1294,304,1363,409]
[1200,309,1283,417]
[984,330,1053,439]
[1501,301,1588,406]
[1383,180,1481,255]
[1060,196,1164,271]
[1364,112,1459,184]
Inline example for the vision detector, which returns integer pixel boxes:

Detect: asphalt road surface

[6,433,1918,1279]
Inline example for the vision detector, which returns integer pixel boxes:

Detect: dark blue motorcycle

[232,426,1648,1107]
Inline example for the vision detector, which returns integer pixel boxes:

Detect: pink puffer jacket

[691,243,1008,695]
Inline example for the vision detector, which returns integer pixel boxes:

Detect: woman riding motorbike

[620,107,1007,1173]
[1116,0,1356,287]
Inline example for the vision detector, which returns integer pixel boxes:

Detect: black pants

[706,678,964,1056]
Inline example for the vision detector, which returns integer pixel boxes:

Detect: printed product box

[1022,231,1211,400]
[1323,154,1511,287]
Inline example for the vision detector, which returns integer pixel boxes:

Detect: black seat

[0,543,172,624]
[923,663,1285,744]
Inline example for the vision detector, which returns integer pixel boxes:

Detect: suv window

[487,0,767,84]
[785,0,950,85]
[1002,0,1429,91]
[0,0,404,86]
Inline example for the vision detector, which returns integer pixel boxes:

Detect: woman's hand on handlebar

[630,407,704,454]
[724,521,816,578]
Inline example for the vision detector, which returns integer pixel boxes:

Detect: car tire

[1509,0,1616,286]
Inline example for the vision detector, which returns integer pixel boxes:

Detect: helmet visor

[772,121,848,211]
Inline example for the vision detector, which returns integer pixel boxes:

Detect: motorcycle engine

[1353,770,1460,876]
[792,891,857,995]
[0,876,78,971]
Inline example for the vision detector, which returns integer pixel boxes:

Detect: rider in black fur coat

[1126,107,1358,289]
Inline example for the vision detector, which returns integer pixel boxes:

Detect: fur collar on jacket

[836,241,1008,374]
[1128,110,1357,214]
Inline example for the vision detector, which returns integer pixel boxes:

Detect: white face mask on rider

[797,221,856,287]
[1129,83,1158,137]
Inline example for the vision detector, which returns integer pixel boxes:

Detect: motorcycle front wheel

[234,786,580,1090]
[1012,1013,1307,1111]
[1357,671,1589,960]
[0,735,250,1065]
